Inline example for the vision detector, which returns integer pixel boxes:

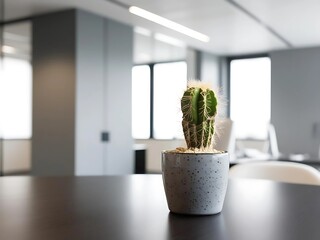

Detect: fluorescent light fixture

[129,6,210,43]
[154,33,186,48]
[2,45,16,54]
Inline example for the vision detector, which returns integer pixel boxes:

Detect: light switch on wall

[101,132,109,142]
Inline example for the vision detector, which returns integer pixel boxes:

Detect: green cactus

[181,84,218,150]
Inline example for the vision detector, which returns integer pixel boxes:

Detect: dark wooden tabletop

[0,175,320,240]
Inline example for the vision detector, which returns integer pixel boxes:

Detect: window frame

[132,59,186,140]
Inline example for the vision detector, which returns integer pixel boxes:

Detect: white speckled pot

[162,151,229,215]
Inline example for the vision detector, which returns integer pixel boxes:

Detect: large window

[153,62,187,139]
[230,57,271,139]
[132,65,151,139]
[132,61,187,139]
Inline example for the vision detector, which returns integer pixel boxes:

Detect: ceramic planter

[162,151,229,215]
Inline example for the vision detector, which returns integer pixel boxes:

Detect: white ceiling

[2,0,320,56]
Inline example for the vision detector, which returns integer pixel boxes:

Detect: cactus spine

[181,84,217,150]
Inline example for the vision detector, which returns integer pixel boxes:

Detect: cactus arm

[198,89,217,123]
[181,87,201,124]
[205,90,217,118]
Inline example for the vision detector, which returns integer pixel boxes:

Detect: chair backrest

[214,118,236,156]
[229,161,320,185]
[267,124,280,159]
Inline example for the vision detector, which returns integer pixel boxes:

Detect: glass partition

[0,0,4,175]
[0,21,32,175]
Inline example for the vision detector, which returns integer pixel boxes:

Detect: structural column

[32,9,133,176]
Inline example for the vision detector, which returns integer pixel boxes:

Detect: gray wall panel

[200,52,220,88]
[271,47,320,157]
[32,9,134,176]
[104,19,134,174]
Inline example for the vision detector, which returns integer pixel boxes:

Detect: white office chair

[267,123,280,159]
[214,118,236,158]
[229,161,320,186]
[234,123,280,160]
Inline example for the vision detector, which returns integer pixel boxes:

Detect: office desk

[0,175,320,240]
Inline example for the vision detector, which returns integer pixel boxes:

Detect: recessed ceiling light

[129,6,210,43]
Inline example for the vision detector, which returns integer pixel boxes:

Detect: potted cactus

[162,81,229,215]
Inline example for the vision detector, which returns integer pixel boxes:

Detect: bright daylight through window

[0,57,32,139]
[153,61,187,139]
[132,61,187,139]
[131,65,151,139]
[230,57,271,139]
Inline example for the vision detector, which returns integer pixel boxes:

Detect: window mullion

[150,64,154,139]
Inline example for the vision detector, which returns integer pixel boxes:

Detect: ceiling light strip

[129,6,210,43]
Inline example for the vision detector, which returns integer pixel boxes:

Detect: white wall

[75,10,105,175]
[133,32,186,64]
[271,47,320,158]
[104,19,134,175]
[200,52,220,88]
[76,12,134,175]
